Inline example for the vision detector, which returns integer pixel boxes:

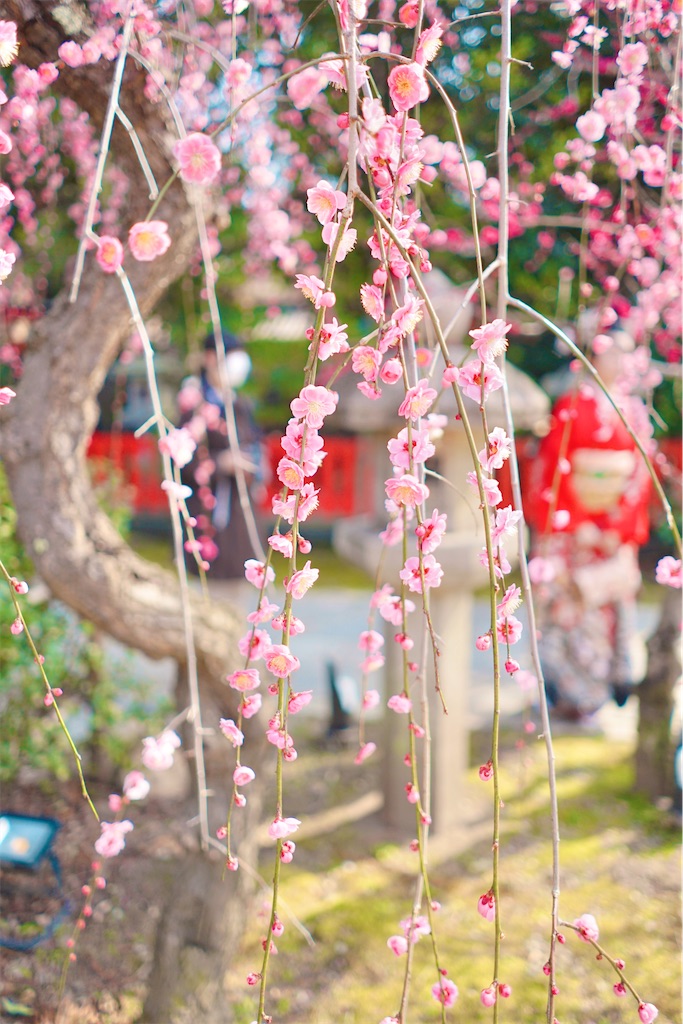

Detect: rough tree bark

[635,587,681,803]
[1,6,258,1018]
[1,0,242,704]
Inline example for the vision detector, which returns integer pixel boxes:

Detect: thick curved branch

[1,3,242,707]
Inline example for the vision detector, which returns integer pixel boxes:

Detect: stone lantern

[332,274,549,833]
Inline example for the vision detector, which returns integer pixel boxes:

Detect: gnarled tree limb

[1,1,242,708]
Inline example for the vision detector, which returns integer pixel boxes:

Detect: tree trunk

[141,789,263,1024]
[1,6,259,1016]
[635,588,681,802]
[1,0,243,709]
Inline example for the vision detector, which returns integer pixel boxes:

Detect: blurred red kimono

[528,381,651,718]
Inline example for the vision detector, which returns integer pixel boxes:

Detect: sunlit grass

[228,735,681,1024]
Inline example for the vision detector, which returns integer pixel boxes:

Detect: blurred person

[527,321,652,722]
[178,331,265,580]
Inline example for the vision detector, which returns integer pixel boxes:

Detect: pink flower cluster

[141,730,181,771]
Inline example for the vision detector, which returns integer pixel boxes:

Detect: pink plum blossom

[352,345,382,382]
[400,914,431,941]
[247,599,279,624]
[288,690,313,714]
[655,556,681,588]
[290,384,338,428]
[122,771,150,800]
[576,110,606,142]
[480,986,497,1007]
[233,765,256,786]
[95,235,123,273]
[379,594,415,626]
[385,473,429,508]
[0,249,16,281]
[469,319,511,363]
[285,561,319,599]
[0,21,19,66]
[238,628,270,662]
[431,977,458,1007]
[387,935,408,956]
[141,730,181,771]
[380,358,402,385]
[226,668,261,692]
[360,283,385,322]
[158,427,196,468]
[400,554,443,592]
[362,689,380,710]
[555,171,599,203]
[0,386,16,405]
[58,41,83,68]
[449,360,503,402]
[244,559,275,587]
[94,820,134,858]
[594,82,640,134]
[387,693,412,714]
[316,317,349,361]
[321,218,357,262]
[280,840,296,862]
[478,890,495,921]
[387,62,428,111]
[307,180,346,225]
[241,694,262,719]
[354,742,376,764]
[268,532,292,557]
[388,427,435,469]
[265,644,300,678]
[277,456,305,491]
[268,816,301,839]
[128,220,171,261]
[219,719,244,747]
[574,913,599,943]
[173,133,221,185]
[415,510,447,554]
[225,57,252,90]
[161,480,192,503]
[272,483,320,524]
[638,1004,659,1024]
[467,471,502,507]
[287,67,327,110]
[398,379,437,420]
[391,296,424,336]
[491,506,523,544]
[498,584,522,617]
[359,630,384,654]
[480,427,512,472]
[295,274,335,309]
[617,41,648,77]
[496,615,523,645]
[415,23,442,66]
[479,546,511,580]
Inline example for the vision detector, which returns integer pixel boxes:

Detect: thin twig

[70,5,136,303]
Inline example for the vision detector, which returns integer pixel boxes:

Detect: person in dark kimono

[178,331,264,579]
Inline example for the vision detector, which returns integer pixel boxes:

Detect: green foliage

[0,469,172,784]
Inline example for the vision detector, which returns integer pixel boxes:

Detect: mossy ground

[228,732,681,1024]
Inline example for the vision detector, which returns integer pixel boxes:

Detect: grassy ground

[227,731,681,1024]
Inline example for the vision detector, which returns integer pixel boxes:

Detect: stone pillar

[334,523,482,834]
